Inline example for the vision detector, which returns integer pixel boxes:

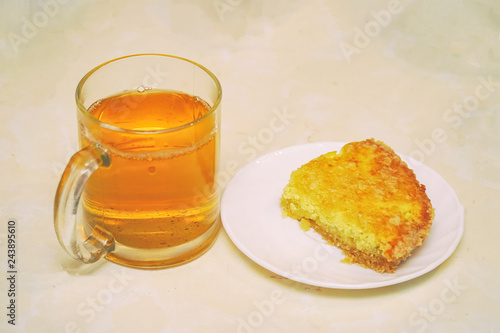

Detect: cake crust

[280,139,434,273]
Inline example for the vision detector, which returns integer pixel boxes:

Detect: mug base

[103,219,221,270]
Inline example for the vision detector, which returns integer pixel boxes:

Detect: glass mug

[54,54,222,269]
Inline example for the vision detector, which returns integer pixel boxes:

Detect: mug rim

[75,53,222,135]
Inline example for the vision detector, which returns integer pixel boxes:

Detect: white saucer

[221,142,464,289]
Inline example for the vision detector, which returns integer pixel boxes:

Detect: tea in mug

[79,89,219,265]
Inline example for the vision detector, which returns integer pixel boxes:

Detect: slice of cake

[280,139,434,273]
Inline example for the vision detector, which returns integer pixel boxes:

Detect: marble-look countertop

[1,1,499,332]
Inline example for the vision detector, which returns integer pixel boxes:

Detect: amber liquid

[80,89,219,268]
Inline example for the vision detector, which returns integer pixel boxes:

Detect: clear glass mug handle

[54,144,115,263]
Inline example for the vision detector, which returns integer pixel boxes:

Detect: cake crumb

[299,219,311,231]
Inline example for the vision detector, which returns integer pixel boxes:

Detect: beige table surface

[1,1,499,332]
